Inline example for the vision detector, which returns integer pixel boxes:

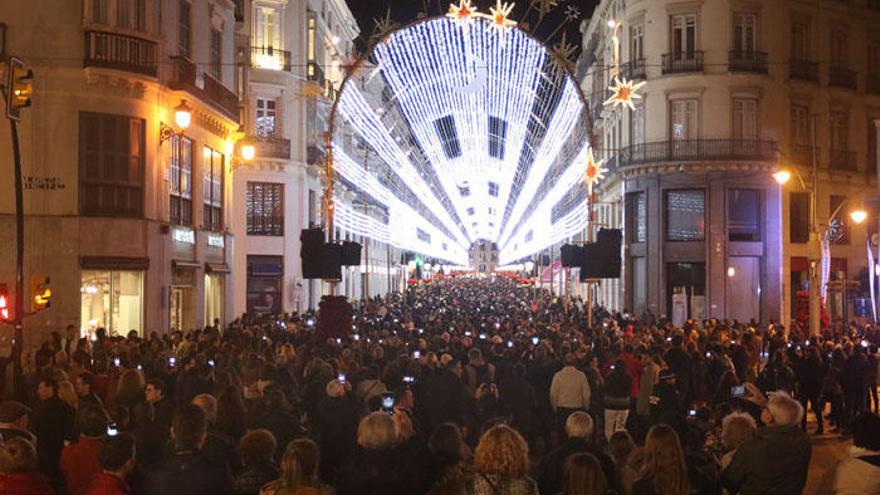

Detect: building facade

[470,240,499,274]
[0,0,242,342]
[578,0,880,326]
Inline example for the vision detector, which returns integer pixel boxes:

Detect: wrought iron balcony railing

[789,59,819,83]
[618,138,778,166]
[251,46,292,72]
[250,135,291,160]
[168,56,239,122]
[829,149,857,171]
[83,30,158,77]
[828,67,857,90]
[661,51,704,75]
[621,59,646,80]
[728,50,768,74]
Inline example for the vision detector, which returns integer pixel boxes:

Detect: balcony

[791,144,816,167]
[250,46,292,72]
[308,62,325,85]
[828,67,857,90]
[789,59,819,83]
[250,135,291,160]
[621,59,646,80]
[661,51,704,75]
[728,50,768,74]
[618,138,778,166]
[168,56,239,122]
[829,149,857,171]
[869,73,880,95]
[83,30,158,77]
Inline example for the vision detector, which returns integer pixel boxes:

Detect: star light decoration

[486,1,518,32]
[604,76,646,111]
[584,148,607,194]
[447,0,478,23]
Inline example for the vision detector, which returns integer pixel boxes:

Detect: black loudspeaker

[596,229,622,278]
[580,243,603,281]
[300,228,325,279]
[540,255,551,266]
[341,241,362,266]
[560,244,582,267]
[319,243,343,280]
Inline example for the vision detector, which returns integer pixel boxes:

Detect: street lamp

[850,209,868,224]
[240,143,256,162]
[160,100,192,144]
[772,170,792,185]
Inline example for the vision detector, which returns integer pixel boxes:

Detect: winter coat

[535,438,621,495]
[0,472,56,495]
[142,451,233,495]
[720,425,811,495]
[335,447,425,495]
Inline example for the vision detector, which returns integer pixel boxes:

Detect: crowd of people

[1,276,880,495]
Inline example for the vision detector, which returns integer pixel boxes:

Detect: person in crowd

[355,366,388,411]
[464,348,496,395]
[32,376,76,488]
[0,437,56,495]
[142,403,232,495]
[84,433,137,495]
[0,400,37,444]
[560,453,608,495]
[260,438,333,495]
[58,380,78,410]
[75,371,104,412]
[425,422,472,493]
[719,412,757,472]
[794,347,825,434]
[60,405,110,495]
[144,378,172,429]
[192,393,239,470]
[721,389,811,495]
[465,424,537,495]
[129,400,167,468]
[315,379,359,483]
[841,345,870,432]
[664,336,694,405]
[115,369,145,412]
[216,386,248,442]
[424,359,470,434]
[814,412,880,494]
[252,388,302,461]
[536,411,619,495]
[497,363,537,449]
[335,412,424,495]
[632,424,690,495]
[550,353,591,440]
[609,430,641,494]
[232,429,279,495]
[636,353,661,438]
[604,360,633,441]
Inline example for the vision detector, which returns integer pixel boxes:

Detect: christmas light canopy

[330,15,591,266]
[604,76,646,110]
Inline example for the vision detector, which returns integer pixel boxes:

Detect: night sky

[346,0,601,55]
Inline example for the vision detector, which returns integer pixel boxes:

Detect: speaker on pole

[560,244,582,268]
[300,228,325,279]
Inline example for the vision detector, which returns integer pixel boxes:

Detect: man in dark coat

[841,345,871,431]
[32,376,76,489]
[316,379,360,483]
[142,404,232,495]
[424,359,470,433]
[536,411,621,495]
[664,335,694,404]
[722,391,812,495]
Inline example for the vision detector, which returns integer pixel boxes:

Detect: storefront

[247,255,283,317]
[170,261,199,331]
[79,257,148,338]
[205,264,229,327]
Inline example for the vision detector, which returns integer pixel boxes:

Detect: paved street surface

[805,431,851,494]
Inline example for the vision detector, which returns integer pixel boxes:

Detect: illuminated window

[203,146,224,232]
[169,135,193,226]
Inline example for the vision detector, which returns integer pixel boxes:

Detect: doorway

[666,262,706,324]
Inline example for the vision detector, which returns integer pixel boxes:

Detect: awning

[206,263,231,274]
[80,256,149,271]
[172,260,201,269]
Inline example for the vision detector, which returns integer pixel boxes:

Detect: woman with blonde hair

[466,424,537,495]
[632,424,690,495]
[260,438,331,495]
[57,380,78,409]
[561,453,608,495]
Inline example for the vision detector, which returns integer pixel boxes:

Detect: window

[247,182,283,236]
[307,14,316,78]
[210,30,222,79]
[459,185,470,197]
[630,24,644,60]
[631,104,645,145]
[733,13,756,53]
[169,135,193,225]
[417,228,431,243]
[178,1,191,58]
[488,116,508,159]
[830,28,848,68]
[728,189,761,241]
[670,99,698,140]
[791,22,809,60]
[790,191,810,243]
[830,110,848,150]
[830,195,850,244]
[525,230,533,243]
[488,182,499,197]
[117,0,130,28]
[92,0,107,23]
[671,14,697,59]
[627,192,646,243]
[434,115,462,159]
[255,6,281,49]
[870,41,880,75]
[247,256,283,316]
[256,98,277,137]
[467,207,475,216]
[733,98,757,139]
[116,0,146,31]
[665,189,705,241]
[81,270,144,337]
[791,104,810,145]
[203,146,224,231]
[79,113,145,217]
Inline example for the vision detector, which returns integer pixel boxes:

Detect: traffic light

[0,284,9,321]
[31,275,51,312]
[5,57,33,121]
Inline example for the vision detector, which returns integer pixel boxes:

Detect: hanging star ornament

[584,149,608,193]
[485,1,517,32]
[372,9,398,40]
[531,0,558,18]
[563,5,581,22]
[604,76,646,110]
[447,0,479,23]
